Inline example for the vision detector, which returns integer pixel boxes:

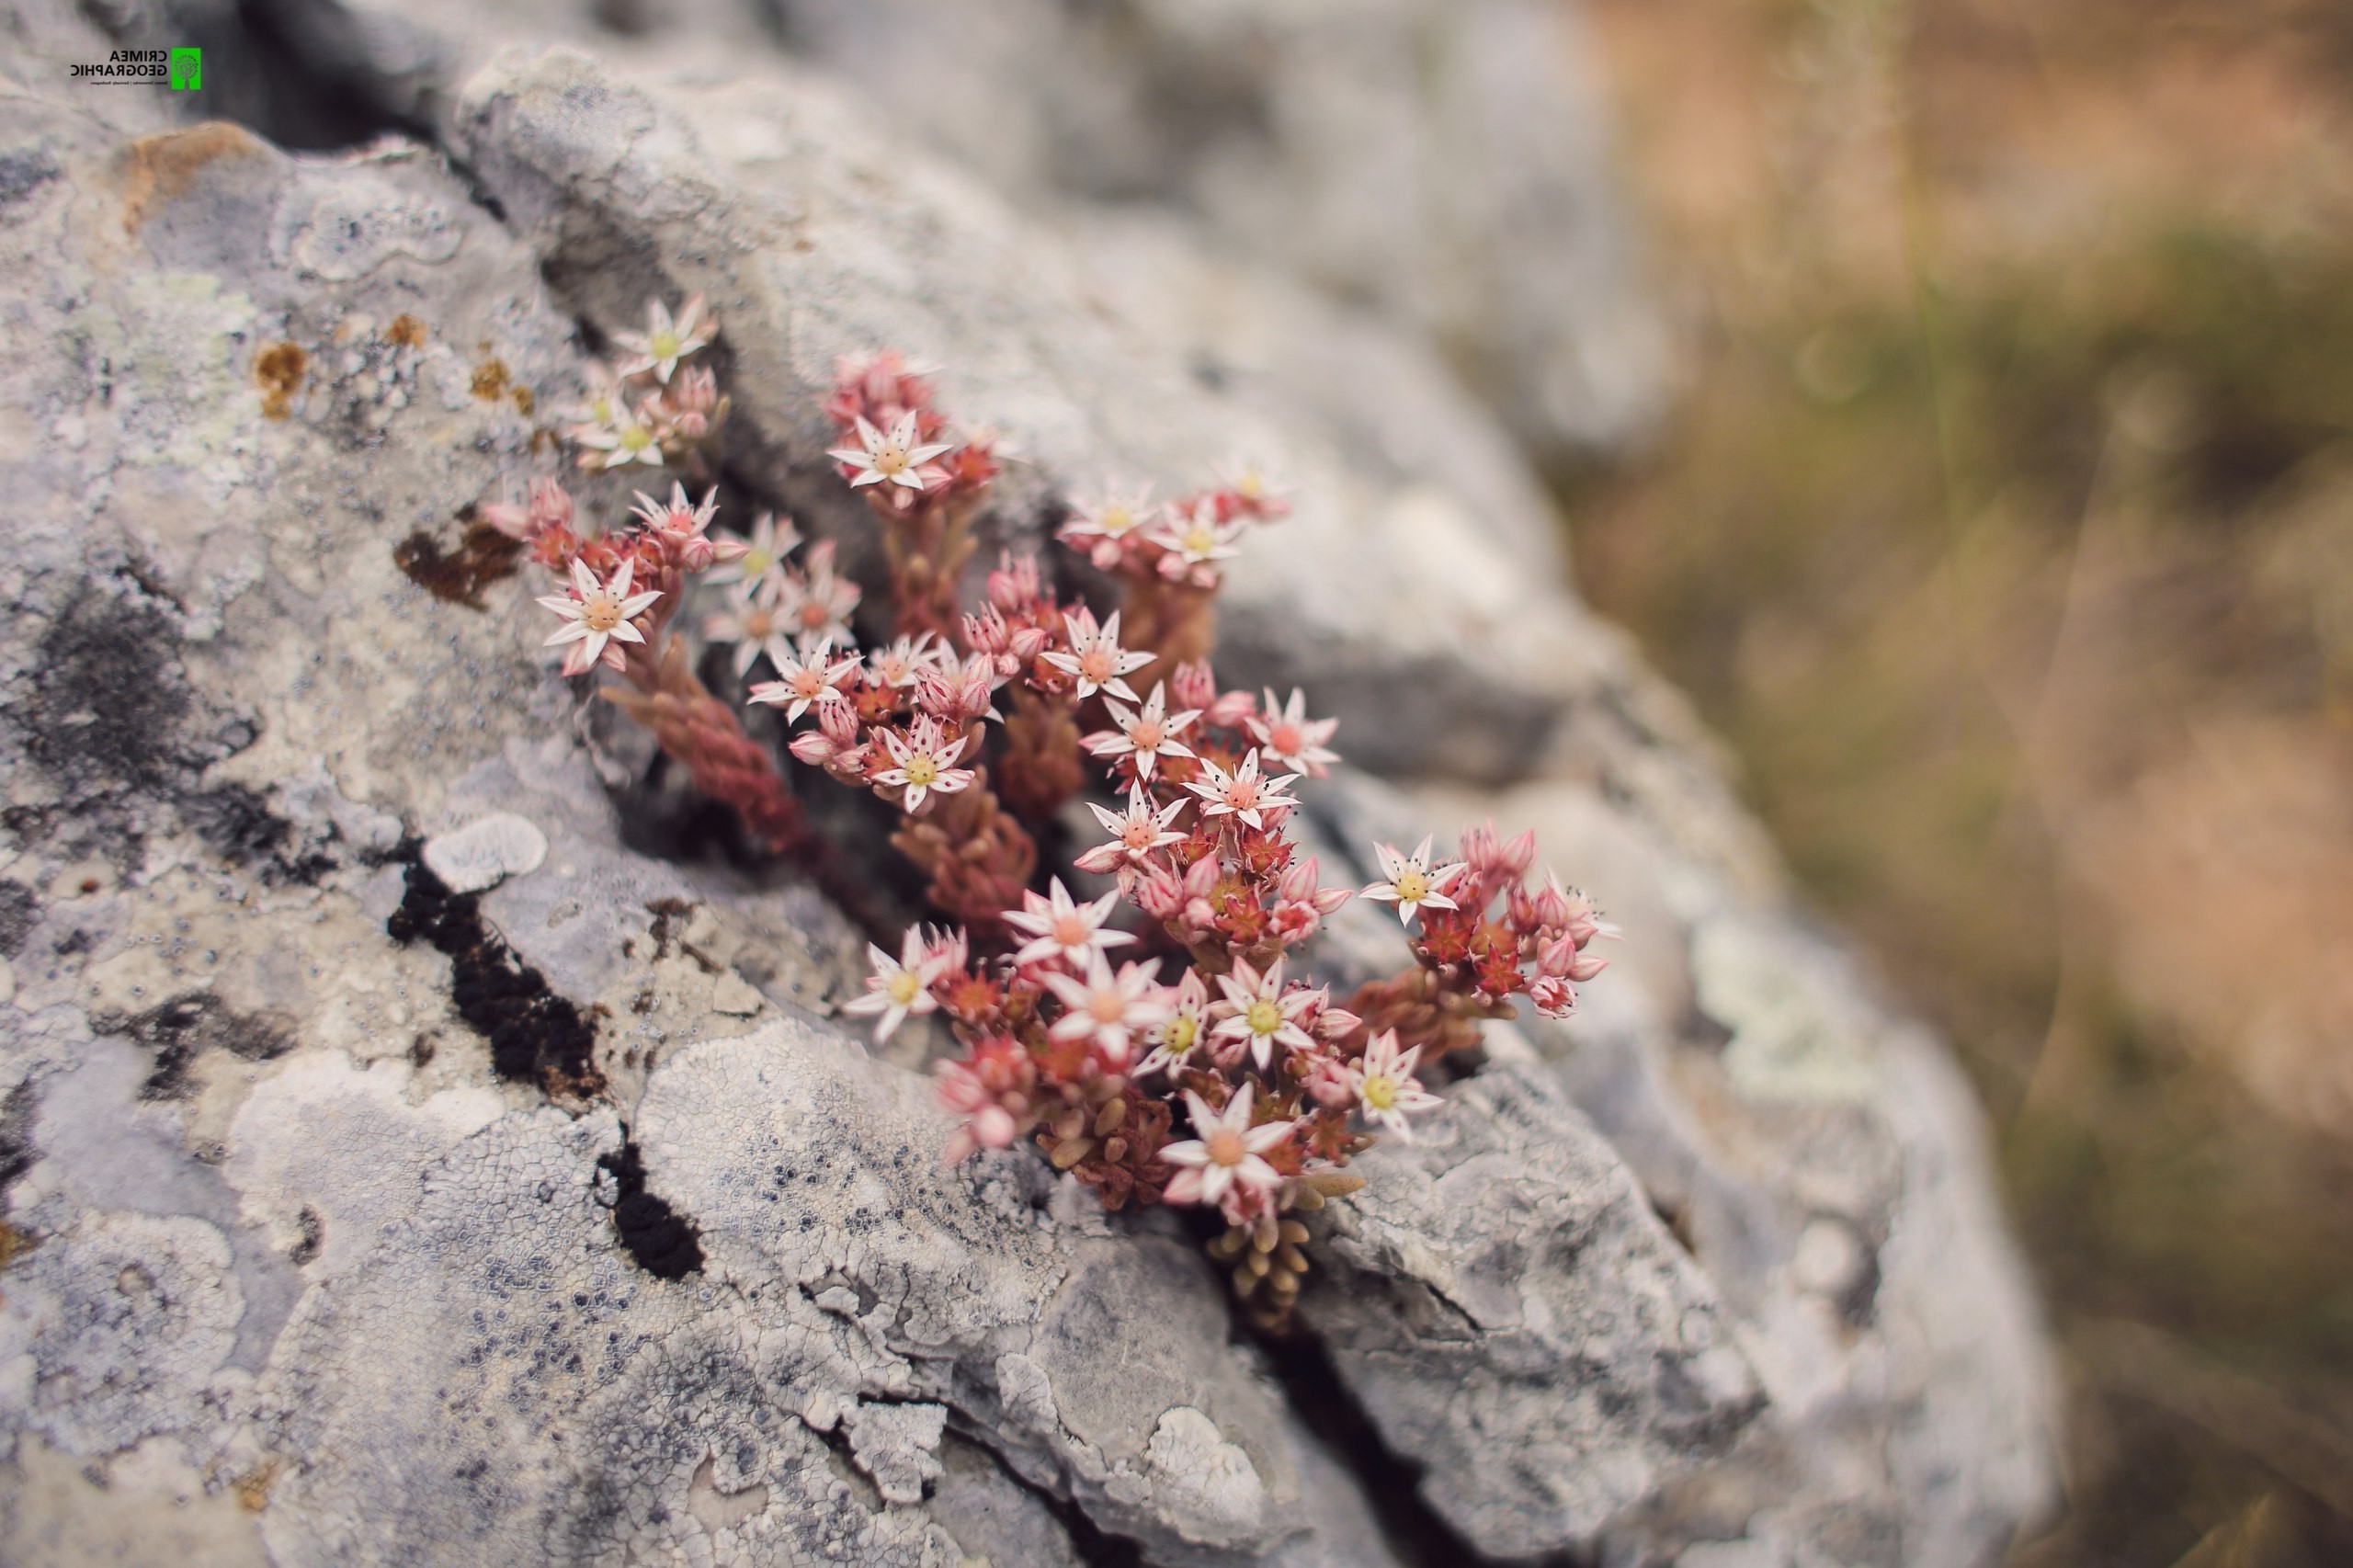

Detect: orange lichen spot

[385,313,428,348]
[471,358,509,402]
[255,342,307,421]
[0,1221,31,1273]
[511,384,536,415]
[119,122,265,234]
[233,1459,282,1514]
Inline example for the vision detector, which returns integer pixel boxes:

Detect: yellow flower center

[579,594,625,633]
[902,756,939,789]
[870,441,911,476]
[1245,999,1282,1037]
[618,424,653,453]
[742,547,774,577]
[1205,1129,1246,1168]
[887,970,924,1006]
[1392,868,1429,903]
[1100,504,1135,536]
[1180,524,1216,555]
[1362,1074,1398,1112]
[649,329,681,359]
[1165,1016,1198,1051]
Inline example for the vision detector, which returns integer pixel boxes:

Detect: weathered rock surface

[1301,1060,1765,1559]
[0,1,2052,1565]
[310,0,1671,458]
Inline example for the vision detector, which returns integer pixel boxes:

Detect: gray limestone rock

[0,2,2050,1564]
[1300,1061,1766,1559]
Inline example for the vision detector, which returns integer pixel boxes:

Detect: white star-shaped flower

[538,558,662,676]
[1348,1028,1441,1140]
[773,545,863,651]
[1361,836,1470,926]
[1210,956,1318,1071]
[841,927,948,1043]
[1004,877,1134,970]
[828,410,954,494]
[868,715,975,814]
[1146,499,1245,570]
[1082,681,1199,781]
[702,510,801,598]
[1134,971,1211,1080]
[574,406,666,470]
[702,584,797,676]
[1245,687,1339,778]
[1040,608,1154,703]
[746,642,862,722]
[1162,1084,1293,1213]
[1073,785,1189,874]
[611,293,713,384]
[1040,951,1170,1067]
[1182,748,1300,833]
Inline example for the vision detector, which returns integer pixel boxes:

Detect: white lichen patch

[1693,916,1882,1103]
[1142,1406,1269,1544]
[271,171,467,283]
[422,812,548,892]
[0,1210,244,1459]
[223,1049,505,1280]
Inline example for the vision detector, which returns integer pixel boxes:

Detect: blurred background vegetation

[1566,2,2353,1563]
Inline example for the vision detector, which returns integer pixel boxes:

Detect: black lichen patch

[384,852,604,1098]
[0,881,37,957]
[23,587,193,797]
[93,992,295,1100]
[0,1081,37,1193]
[596,1137,703,1279]
[392,511,525,608]
[290,1205,324,1266]
[178,784,334,885]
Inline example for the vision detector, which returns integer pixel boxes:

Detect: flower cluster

[491,299,1613,1328]
[566,296,730,475]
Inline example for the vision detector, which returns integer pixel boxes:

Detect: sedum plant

[492,299,1615,1324]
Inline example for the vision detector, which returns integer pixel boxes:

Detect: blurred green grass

[1559,19,2353,1548]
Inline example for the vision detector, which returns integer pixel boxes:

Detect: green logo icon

[168,48,200,90]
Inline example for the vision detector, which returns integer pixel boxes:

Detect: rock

[340,0,1670,458]
[1301,1060,1766,1559]
[0,3,2052,1564]
[1381,771,2058,1568]
[788,0,1675,457]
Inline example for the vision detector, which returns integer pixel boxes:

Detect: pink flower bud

[1171,659,1218,712]
[1206,688,1256,728]
[1529,975,1577,1018]
[817,701,862,745]
[1313,1006,1361,1041]
[789,731,841,767]
[1134,864,1186,920]
[987,551,1043,611]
